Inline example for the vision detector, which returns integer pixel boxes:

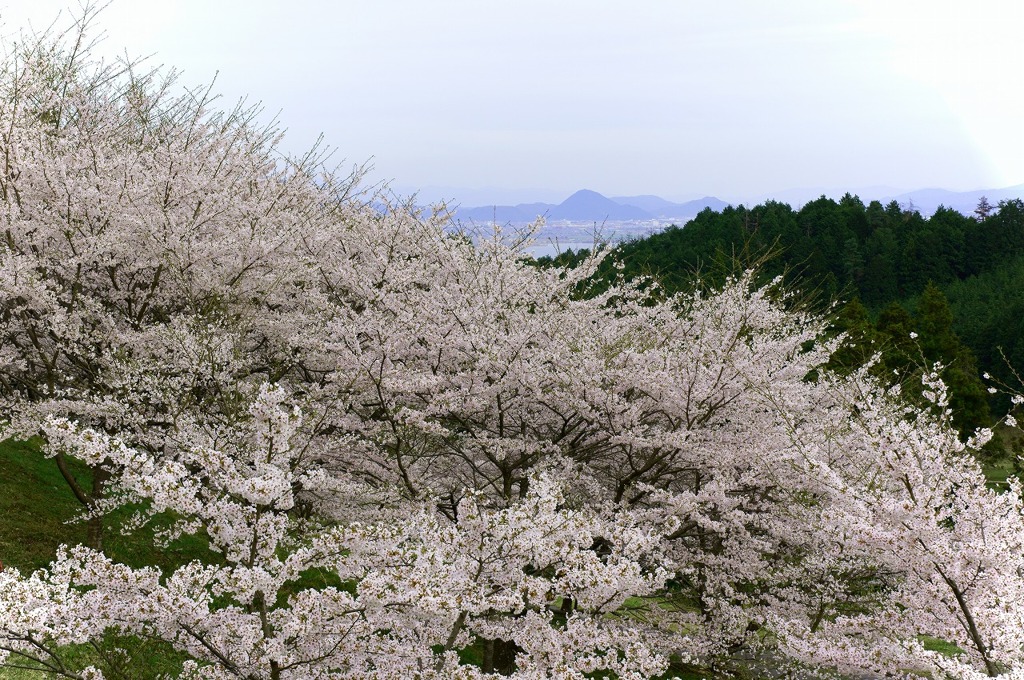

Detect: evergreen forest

[540,195,1024,453]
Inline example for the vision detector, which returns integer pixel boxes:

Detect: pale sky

[2,1,1022,205]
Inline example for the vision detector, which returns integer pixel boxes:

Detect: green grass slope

[0,439,89,573]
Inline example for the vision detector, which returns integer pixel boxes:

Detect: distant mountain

[454,205,537,223]
[742,186,904,207]
[454,203,550,223]
[425,184,1024,223]
[884,184,1024,216]
[610,194,729,217]
[547,189,650,221]
[677,196,731,214]
[453,189,730,224]
[610,194,681,213]
[515,202,552,217]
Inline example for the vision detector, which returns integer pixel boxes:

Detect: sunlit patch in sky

[855,0,1024,188]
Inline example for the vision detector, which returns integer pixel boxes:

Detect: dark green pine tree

[826,298,877,374]
[916,282,959,360]
[875,301,917,379]
[914,283,991,439]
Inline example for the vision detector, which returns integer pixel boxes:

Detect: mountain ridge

[448,183,1024,225]
[453,190,730,224]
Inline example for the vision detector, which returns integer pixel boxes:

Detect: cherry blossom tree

[0,6,362,548]
[0,386,671,679]
[3,10,1024,680]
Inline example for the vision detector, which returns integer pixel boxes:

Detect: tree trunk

[481,638,518,675]
[86,466,109,550]
[55,452,108,550]
[482,639,494,674]
[493,639,518,675]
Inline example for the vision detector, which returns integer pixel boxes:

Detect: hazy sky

[2,1,1022,204]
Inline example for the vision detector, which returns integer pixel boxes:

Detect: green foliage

[542,196,1024,445]
[912,284,991,438]
[825,298,877,373]
[944,250,1024,409]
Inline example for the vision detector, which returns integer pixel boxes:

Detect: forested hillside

[540,195,1024,443]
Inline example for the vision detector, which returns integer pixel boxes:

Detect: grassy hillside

[0,442,206,679]
[0,439,88,573]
